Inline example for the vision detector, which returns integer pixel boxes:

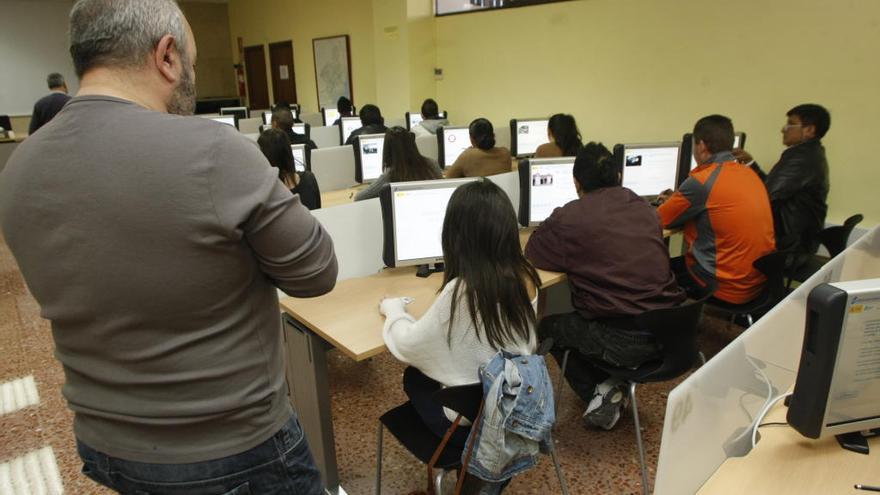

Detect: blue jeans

[77,415,323,495]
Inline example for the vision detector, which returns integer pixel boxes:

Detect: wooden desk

[320,184,367,209]
[698,402,880,494]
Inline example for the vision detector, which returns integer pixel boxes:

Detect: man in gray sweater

[0,1,336,493]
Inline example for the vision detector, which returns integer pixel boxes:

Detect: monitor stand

[416,263,444,278]
[836,428,880,455]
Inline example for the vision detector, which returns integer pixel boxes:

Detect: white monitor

[354,133,385,183]
[517,158,578,226]
[210,116,236,127]
[340,116,362,144]
[262,111,272,125]
[620,142,681,197]
[408,112,424,130]
[437,126,471,168]
[689,132,746,171]
[511,118,550,157]
[292,123,307,136]
[220,106,248,121]
[323,107,341,126]
[380,178,478,267]
[291,144,308,173]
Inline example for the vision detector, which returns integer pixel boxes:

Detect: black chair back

[433,384,483,423]
[754,250,790,305]
[0,115,11,133]
[817,214,863,257]
[631,295,710,382]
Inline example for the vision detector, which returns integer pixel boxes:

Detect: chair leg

[746,313,754,327]
[628,382,650,495]
[698,351,707,366]
[549,440,570,495]
[556,349,570,417]
[375,423,383,495]
[433,469,445,494]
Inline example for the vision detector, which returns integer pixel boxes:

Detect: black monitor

[614,142,681,198]
[339,116,362,145]
[292,123,311,140]
[436,126,471,168]
[210,116,236,128]
[291,143,311,173]
[679,132,747,184]
[354,133,386,183]
[405,111,448,131]
[220,106,249,128]
[787,280,880,452]
[322,107,340,127]
[510,118,550,157]
[517,157,579,227]
[379,178,478,269]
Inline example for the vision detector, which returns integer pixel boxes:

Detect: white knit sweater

[381,278,536,387]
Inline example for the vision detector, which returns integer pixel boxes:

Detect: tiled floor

[0,237,742,494]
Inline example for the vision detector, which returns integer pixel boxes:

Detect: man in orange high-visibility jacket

[658,115,775,304]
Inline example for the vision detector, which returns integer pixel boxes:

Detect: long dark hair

[441,180,540,350]
[384,127,441,182]
[469,118,496,150]
[548,113,583,156]
[257,128,298,187]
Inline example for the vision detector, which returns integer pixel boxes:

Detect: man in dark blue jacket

[29,73,72,134]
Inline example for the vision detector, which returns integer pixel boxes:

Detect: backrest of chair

[433,384,483,423]
[754,250,789,301]
[634,295,709,380]
[0,115,11,133]
[819,214,863,257]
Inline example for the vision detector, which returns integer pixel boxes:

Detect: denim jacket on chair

[464,351,556,482]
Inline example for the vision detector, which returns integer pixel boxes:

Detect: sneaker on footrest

[583,381,627,430]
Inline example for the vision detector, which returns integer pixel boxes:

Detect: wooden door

[269,41,297,106]
[244,45,270,110]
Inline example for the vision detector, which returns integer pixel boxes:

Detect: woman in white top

[379,179,540,456]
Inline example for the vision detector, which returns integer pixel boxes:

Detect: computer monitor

[339,116,362,145]
[510,118,550,157]
[680,132,748,175]
[292,123,311,140]
[210,116,236,128]
[405,111,447,131]
[220,106,249,126]
[787,280,880,449]
[379,178,478,268]
[517,157,578,227]
[322,107,340,126]
[437,126,471,168]
[354,133,386,183]
[290,144,311,173]
[262,111,272,126]
[615,142,681,197]
[259,124,271,134]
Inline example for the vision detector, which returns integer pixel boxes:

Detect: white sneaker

[583,380,626,430]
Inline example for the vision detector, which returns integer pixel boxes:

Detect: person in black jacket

[271,105,317,150]
[29,73,72,135]
[735,103,830,257]
[344,104,388,146]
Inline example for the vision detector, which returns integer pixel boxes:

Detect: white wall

[0,0,78,116]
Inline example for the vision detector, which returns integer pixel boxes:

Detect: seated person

[734,104,830,258]
[658,115,775,304]
[534,113,583,158]
[525,143,685,430]
[257,128,321,210]
[344,104,388,146]
[444,118,512,178]
[331,96,354,126]
[379,179,539,492]
[354,127,442,201]
[271,105,317,150]
[411,98,448,138]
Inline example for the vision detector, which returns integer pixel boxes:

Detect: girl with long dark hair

[257,128,321,210]
[354,127,442,201]
[535,113,583,158]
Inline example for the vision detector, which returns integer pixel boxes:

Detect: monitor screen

[291,144,308,173]
[262,111,272,125]
[210,116,236,127]
[688,132,746,171]
[621,143,680,197]
[519,158,578,226]
[323,108,340,126]
[438,126,471,168]
[340,117,362,144]
[407,112,424,130]
[381,178,478,267]
[355,133,385,183]
[292,123,308,137]
[290,106,299,120]
[220,107,248,122]
[511,118,550,157]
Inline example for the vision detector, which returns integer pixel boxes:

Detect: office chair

[708,250,790,327]
[555,294,710,495]
[786,214,864,287]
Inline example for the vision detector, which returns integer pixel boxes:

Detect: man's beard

[167,64,196,116]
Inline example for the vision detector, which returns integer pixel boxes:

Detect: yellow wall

[179,2,237,98]
[434,0,880,226]
[227,0,378,113]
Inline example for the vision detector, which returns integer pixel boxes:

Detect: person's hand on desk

[379,296,414,315]
[732,149,754,165]
[653,189,674,207]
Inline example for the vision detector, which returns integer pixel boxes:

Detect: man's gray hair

[69,0,187,78]
[47,73,65,89]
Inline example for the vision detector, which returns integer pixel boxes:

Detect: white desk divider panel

[485,170,520,219]
[301,112,324,128]
[311,146,357,192]
[237,117,262,135]
[197,113,221,119]
[654,225,880,495]
[311,199,385,281]
[415,134,439,162]
[493,120,511,152]
[312,126,341,148]
[243,133,259,142]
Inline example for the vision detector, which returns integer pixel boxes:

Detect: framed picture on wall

[312,34,353,111]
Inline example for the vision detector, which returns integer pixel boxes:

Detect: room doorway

[269,41,297,106]
[244,45,270,110]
